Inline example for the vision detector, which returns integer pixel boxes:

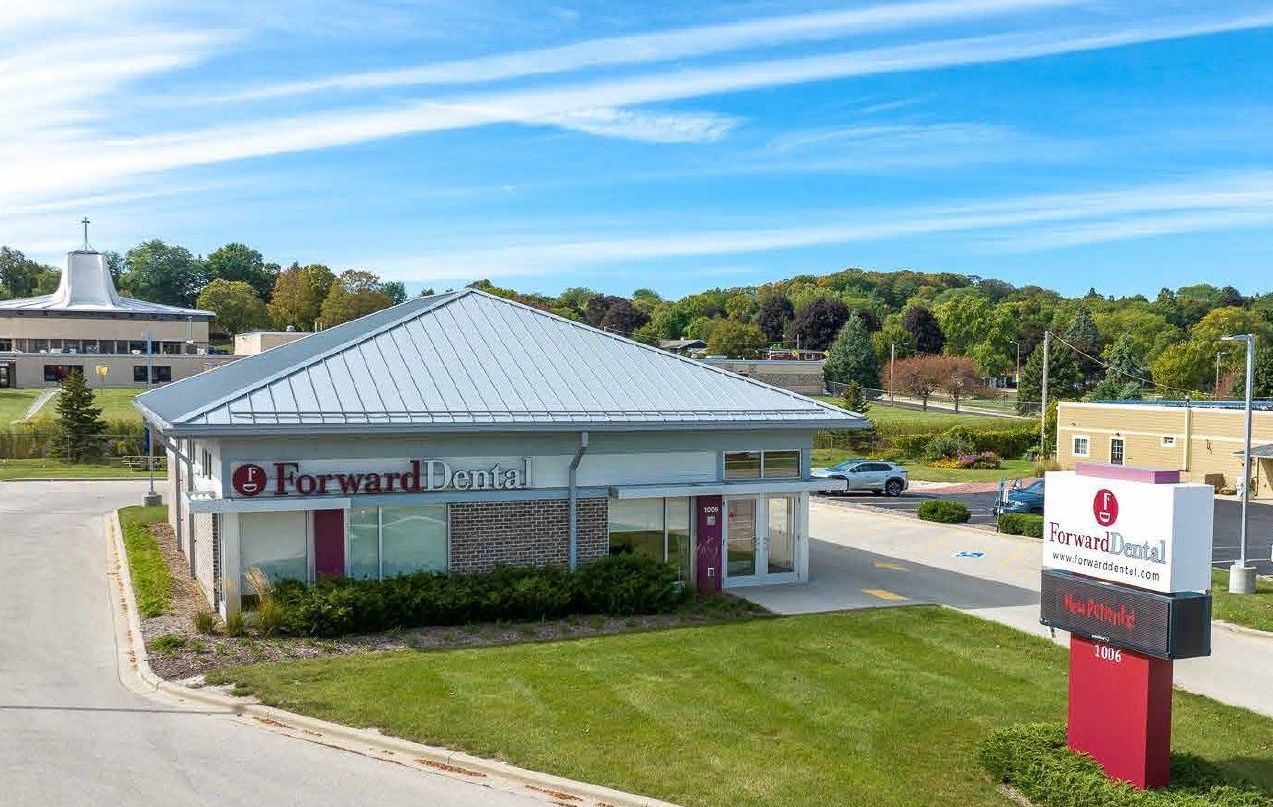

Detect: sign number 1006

[1093,643,1123,663]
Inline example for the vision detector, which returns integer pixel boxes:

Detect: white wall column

[219,512,242,619]
[797,492,810,582]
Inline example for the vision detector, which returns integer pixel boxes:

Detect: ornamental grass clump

[979,723,1273,807]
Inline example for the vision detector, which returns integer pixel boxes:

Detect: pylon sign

[1041,464,1213,790]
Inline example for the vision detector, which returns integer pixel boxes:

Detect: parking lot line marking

[872,561,908,571]
[862,588,907,601]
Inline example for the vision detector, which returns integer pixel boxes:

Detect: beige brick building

[1056,401,1273,499]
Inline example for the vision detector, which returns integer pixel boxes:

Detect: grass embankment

[0,389,41,423]
[207,607,1273,807]
[0,458,153,480]
[1211,568,1273,633]
[818,398,1019,432]
[810,449,1035,483]
[92,388,144,422]
[118,506,173,617]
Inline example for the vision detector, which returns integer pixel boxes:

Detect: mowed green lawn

[810,450,1036,483]
[817,398,1025,433]
[207,608,1273,807]
[0,458,152,480]
[0,389,41,423]
[93,388,144,422]
[1211,568,1273,632]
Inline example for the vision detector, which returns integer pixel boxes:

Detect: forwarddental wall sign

[1040,464,1213,791]
[230,458,532,498]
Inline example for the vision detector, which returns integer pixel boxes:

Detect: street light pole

[142,330,161,507]
[1221,334,1256,594]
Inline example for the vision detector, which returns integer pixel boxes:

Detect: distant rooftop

[0,249,213,320]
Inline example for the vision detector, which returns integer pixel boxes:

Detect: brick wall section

[449,498,608,573]
[192,512,216,608]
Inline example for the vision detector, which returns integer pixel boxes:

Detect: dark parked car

[996,479,1045,515]
[812,460,909,497]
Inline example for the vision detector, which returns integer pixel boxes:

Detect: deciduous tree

[319,269,395,327]
[755,293,794,343]
[268,263,335,330]
[791,298,849,351]
[197,279,269,336]
[902,305,944,355]
[205,243,278,300]
[706,320,766,358]
[119,240,208,307]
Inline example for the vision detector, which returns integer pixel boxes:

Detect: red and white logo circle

[1093,489,1119,527]
[232,464,267,497]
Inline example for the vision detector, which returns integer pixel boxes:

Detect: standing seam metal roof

[134,288,864,433]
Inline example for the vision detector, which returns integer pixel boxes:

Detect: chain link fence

[824,381,1042,418]
[0,430,161,467]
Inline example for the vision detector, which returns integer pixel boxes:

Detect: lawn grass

[0,388,41,423]
[1211,567,1273,633]
[92,388,144,422]
[810,449,1036,483]
[118,505,173,617]
[0,458,152,480]
[206,607,1273,807]
[818,398,1025,433]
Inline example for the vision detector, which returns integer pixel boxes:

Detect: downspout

[1183,399,1192,473]
[568,431,590,570]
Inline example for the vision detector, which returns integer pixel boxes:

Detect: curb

[105,511,680,807]
[6,476,147,483]
[1213,619,1273,640]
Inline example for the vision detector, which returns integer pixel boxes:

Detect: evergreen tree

[1084,334,1147,401]
[56,370,106,462]
[841,380,870,413]
[1017,341,1081,415]
[1228,347,1273,399]
[823,315,879,389]
[1061,307,1103,385]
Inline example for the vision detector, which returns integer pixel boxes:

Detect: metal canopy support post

[143,330,161,507]
[1221,333,1257,594]
[567,431,590,570]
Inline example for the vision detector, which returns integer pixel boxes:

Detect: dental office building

[135,289,866,616]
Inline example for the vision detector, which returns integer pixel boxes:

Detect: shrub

[271,555,686,638]
[575,553,684,616]
[193,609,218,634]
[888,426,1035,460]
[979,723,1273,807]
[150,633,186,653]
[922,433,975,462]
[998,513,1044,538]
[917,500,971,524]
[246,566,287,635]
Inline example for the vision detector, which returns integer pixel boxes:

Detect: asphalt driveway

[0,480,538,807]
[816,491,1273,572]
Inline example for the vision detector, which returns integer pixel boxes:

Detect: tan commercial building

[234,329,308,356]
[0,246,236,388]
[1057,400,1273,499]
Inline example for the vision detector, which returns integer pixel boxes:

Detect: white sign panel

[1042,471,1213,594]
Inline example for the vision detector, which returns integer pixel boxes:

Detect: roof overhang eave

[154,416,871,438]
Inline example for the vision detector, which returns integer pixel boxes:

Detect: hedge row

[267,554,686,637]
[979,723,1272,807]
[998,513,1045,538]
[892,427,1036,460]
[917,500,971,524]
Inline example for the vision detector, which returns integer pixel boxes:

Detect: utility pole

[889,342,896,401]
[1221,334,1256,593]
[1040,331,1050,459]
[1215,351,1223,396]
[142,329,161,507]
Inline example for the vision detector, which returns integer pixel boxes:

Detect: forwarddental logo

[232,463,268,497]
[1093,488,1119,527]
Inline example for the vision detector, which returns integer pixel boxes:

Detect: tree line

[5,241,1272,400]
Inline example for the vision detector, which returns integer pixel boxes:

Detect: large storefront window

[240,511,308,588]
[608,497,692,580]
[724,451,761,480]
[349,504,448,579]
[725,449,801,480]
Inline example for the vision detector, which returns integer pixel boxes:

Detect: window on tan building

[1072,436,1090,457]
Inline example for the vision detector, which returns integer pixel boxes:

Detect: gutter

[567,431,590,570]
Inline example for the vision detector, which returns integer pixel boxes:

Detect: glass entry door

[724,496,800,586]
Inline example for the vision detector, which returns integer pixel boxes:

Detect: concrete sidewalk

[755,501,1273,718]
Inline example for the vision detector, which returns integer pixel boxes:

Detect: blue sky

[5,1,1273,299]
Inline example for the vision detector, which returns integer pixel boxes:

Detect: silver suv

[812,460,909,497]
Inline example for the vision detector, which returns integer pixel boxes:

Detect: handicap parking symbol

[953,550,985,559]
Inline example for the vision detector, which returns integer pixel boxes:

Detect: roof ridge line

[462,287,856,418]
[168,289,473,424]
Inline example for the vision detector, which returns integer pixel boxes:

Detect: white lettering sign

[1041,471,1213,594]
[231,458,532,498]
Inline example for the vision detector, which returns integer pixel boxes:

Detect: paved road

[0,480,538,807]
[745,501,1273,718]
[817,491,1273,572]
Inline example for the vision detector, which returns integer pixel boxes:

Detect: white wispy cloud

[359,171,1273,280]
[209,0,1081,102]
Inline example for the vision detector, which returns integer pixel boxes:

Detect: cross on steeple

[81,217,91,250]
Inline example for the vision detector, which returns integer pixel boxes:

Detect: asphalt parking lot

[816,491,1273,573]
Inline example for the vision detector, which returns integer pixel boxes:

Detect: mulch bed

[138,523,764,681]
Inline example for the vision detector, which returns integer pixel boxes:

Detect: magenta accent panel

[695,495,723,593]
[1075,463,1180,485]
[312,509,346,579]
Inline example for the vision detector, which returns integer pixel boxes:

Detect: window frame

[1071,435,1090,457]
[724,449,804,480]
[345,503,450,581]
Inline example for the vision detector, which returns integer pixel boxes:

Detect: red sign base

[1068,635,1173,789]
